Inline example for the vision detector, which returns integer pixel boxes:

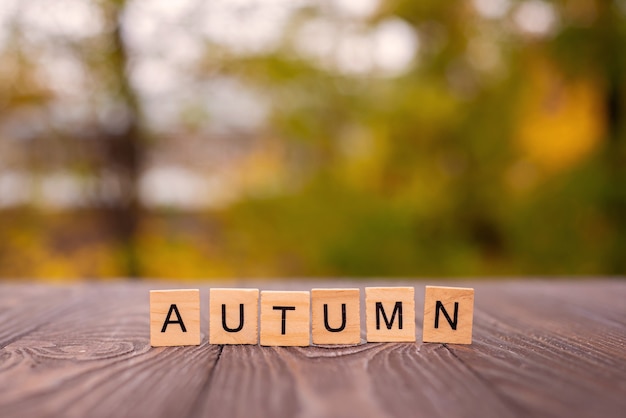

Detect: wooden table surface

[0,280,624,418]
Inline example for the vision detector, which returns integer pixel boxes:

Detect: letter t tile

[260,291,310,346]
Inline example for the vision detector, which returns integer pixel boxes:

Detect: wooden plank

[0,280,624,418]
[445,281,626,418]
[0,284,221,418]
[194,343,516,418]
[0,285,82,348]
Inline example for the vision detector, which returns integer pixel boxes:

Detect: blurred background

[0,0,625,280]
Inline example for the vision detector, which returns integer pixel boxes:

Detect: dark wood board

[0,280,624,418]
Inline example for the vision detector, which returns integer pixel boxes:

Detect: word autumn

[150,286,474,347]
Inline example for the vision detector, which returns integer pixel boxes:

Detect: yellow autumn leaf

[516,59,605,173]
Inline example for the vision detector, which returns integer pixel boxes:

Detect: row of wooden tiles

[150,286,474,347]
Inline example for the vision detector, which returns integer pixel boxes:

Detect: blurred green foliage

[0,0,625,279]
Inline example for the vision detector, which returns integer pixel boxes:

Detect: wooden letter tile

[260,291,310,346]
[311,288,360,345]
[150,289,201,347]
[209,288,259,345]
[365,287,415,342]
[422,286,474,345]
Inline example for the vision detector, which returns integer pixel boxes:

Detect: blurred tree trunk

[100,0,143,278]
[599,4,626,274]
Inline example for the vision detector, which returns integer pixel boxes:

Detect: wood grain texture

[0,280,625,418]
[0,283,220,418]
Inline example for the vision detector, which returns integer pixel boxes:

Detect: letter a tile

[150,289,201,347]
[365,287,415,342]
[260,291,310,346]
[422,286,474,345]
[311,288,360,345]
[209,288,259,344]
